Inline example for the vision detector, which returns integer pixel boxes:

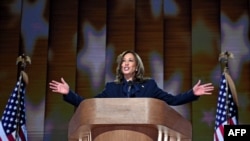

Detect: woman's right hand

[49,77,70,95]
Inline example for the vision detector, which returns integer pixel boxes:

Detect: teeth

[124,67,129,71]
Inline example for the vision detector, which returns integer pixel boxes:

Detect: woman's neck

[124,75,134,82]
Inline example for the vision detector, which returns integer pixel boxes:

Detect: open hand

[49,77,69,95]
[192,80,214,96]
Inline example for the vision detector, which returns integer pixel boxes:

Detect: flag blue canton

[0,76,27,141]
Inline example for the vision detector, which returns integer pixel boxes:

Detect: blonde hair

[114,50,148,83]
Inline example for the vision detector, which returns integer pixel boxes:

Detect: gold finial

[16,54,31,84]
[219,51,234,72]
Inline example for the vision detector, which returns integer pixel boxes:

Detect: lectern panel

[68,98,192,141]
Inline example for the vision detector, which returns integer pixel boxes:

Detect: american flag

[0,76,28,141]
[214,73,238,141]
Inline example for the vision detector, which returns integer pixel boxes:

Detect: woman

[49,50,214,107]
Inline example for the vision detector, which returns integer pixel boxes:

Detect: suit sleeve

[63,90,84,107]
[149,79,199,106]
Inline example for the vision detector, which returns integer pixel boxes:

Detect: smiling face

[121,53,137,81]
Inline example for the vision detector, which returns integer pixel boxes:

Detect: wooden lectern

[68,98,192,141]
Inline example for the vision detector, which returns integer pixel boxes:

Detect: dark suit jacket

[63,79,199,107]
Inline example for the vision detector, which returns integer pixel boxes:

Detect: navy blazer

[63,79,199,107]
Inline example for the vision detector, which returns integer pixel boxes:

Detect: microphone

[127,81,133,97]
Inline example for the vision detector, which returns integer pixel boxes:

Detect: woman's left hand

[193,80,214,96]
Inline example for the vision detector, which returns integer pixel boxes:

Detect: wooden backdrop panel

[0,0,22,128]
[106,0,136,81]
[220,0,250,125]
[192,0,221,140]
[163,0,192,119]
[45,0,78,140]
[135,0,164,80]
[76,0,107,99]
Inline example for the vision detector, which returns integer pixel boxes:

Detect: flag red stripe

[7,134,15,141]
[219,124,224,137]
[214,133,219,141]
[19,127,26,141]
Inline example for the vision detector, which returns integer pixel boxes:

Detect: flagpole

[15,74,23,141]
[219,51,234,125]
[15,54,31,141]
[219,51,231,73]
[214,51,238,141]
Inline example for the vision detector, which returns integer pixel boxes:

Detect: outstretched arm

[192,80,214,96]
[49,77,70,95]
